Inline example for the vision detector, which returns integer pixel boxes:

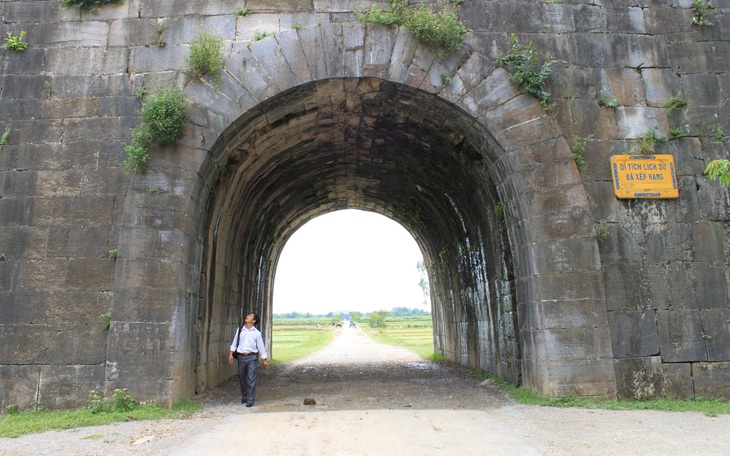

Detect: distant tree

[351,311,362,322]
[368,310,388,328]
[417,260,430,306]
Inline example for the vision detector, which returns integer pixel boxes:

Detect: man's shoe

[241,399,246,404]
[245,403,253,407]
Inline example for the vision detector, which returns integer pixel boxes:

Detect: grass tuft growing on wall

[184,31,225,81]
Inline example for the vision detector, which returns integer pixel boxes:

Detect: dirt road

[2,327,729,455]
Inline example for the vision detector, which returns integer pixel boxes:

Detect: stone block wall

[1,0,729,409]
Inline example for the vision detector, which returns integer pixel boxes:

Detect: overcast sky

[273,209,428,315]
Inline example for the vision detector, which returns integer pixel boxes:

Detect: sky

[273,209,428,315]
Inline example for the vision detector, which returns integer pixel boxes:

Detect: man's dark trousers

[237,353,258,406]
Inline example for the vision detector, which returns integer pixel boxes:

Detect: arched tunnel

[193,78,520,393]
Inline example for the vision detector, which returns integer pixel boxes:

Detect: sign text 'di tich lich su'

[610,155,679,199]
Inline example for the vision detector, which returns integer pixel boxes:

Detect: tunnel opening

[193,78,519,395]
[271,209,432,361]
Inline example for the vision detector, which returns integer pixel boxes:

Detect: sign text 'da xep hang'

[610,155,679,199]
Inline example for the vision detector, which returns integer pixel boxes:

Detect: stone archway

[109,22,616,405]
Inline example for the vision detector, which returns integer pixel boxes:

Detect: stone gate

[1,0,729,410]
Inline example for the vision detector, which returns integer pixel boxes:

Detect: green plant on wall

[594,219,610,242]
[597,89,618,108]
[123,87,188,174]
[666,89,689,114]
[356,0,467,60]
[495,34,556,107]
[99,312,112,330]
[253,30,274,41]
[236,6,251,17]
[704,159,730,186]
[706,115,725,144]
[155,22,168,48]
[670,126,687,139]
[4,31,28,51]
[60,0,124,13]
[690,0,714,26]
[0,128,9,146]
[184,31,225,81]
[634,127,667,154]
[571,136,591,174]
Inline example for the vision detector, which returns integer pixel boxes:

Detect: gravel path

[2,327,729,455]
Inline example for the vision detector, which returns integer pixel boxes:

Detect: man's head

[245,313,260,326]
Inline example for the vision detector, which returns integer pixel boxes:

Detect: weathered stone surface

[701,309,730,361]
[0,324,107,364]
[607,310,660,358]
[39,365,105,410]
[613,357,694,400]
[657,309,707,363]
[0,365,42,410]
[693,362,730,400]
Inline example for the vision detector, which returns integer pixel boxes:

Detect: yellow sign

[610,155,679,199]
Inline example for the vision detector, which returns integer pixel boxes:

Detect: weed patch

[123,87,188,174]
[496,34,556,103]
[357,0,467,60]
[184,31,225,81]
[60,0,124,13]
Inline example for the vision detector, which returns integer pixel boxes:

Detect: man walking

[228,313,270,407]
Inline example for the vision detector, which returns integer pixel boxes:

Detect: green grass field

[271,319,336,364]
[359,315,437,360]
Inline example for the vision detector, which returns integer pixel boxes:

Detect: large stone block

[2,75,51,100]
[320,23,345,77]
[250,36,300,93]
[0,47,46,75]
[460,1,544,33]
[108,19,159,47]
[137,0,239,17]
[657,309,707,362]
[695,262,729,309]
[35,20,109,47]
[669,42,730,73]
[31,196,116,228]
[45,47,128,76]
[4,0,66,23]
[0,324,107,364]
[106,323,176,382]
[607,310,660,358]
[527,298,609,331]
[112,287,183,323]
[605,6,646,34]
[693,222,728,263]
[604,261,643,311]
[613,356,693,400]
[701,309,730,361]
[641,68,679,107]
[0,365,41,412]
[114,257,184,289]
[541,358,617,398]
[46,226,114,258]
[38,365,106,410]
[522,208,593,244]
[693,362,730,400]
[645,223,692,261]
[66,257,116,291]
[616,106,668,139]
[128,43,186,74]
